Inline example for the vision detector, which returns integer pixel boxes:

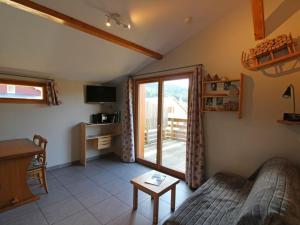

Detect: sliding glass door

[161,79,189,173]
[135,74,190,178]
[136,82,159,164]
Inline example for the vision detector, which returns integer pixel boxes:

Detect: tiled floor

[0,155,193,225]
[144,139,186,173]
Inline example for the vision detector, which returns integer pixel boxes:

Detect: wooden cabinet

[80,123,121,166]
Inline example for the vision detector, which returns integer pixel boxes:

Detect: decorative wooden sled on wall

[241,33,300,71]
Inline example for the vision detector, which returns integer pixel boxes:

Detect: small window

[0,79,47,104]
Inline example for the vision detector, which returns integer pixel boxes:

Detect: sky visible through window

[145,79,189,103]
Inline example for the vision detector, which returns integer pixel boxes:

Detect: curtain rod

[0,72,54,81]
[134,64,202,77]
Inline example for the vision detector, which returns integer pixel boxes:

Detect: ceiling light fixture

[123,23,131,29]
[105,13,131,30]
[106,17,111,27]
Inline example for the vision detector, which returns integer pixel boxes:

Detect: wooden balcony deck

[144,139,186,173]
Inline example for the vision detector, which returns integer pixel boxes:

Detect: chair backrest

[33,134,48,166]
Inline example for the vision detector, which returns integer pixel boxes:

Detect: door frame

[133,71,193,180]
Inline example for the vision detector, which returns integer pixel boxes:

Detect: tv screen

[85,85,116,103]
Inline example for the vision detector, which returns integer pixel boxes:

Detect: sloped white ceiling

[0,0,243,82]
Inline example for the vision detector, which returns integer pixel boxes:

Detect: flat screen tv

[85,85,116,103]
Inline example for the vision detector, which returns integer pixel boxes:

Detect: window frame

[0,78,48,104]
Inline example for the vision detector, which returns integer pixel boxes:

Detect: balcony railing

[144,117,187,144]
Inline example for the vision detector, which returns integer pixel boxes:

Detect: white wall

[114,0,300,177]
[0,78,110,167]
[104,76,127,155]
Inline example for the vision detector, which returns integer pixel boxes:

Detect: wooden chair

[27,135,48,193]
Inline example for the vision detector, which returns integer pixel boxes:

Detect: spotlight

[123,23,131,29]
[106,17,111,27]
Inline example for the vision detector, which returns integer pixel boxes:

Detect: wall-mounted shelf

[201,74,244,118]
[277,120,300,125]
[85,123,120,127]
[202,79,240,84]
[244,51,300,71]
[241,33,300,71]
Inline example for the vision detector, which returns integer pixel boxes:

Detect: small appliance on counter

[111,111,121,123]
[91,112,121,124]
[283,113,300,121]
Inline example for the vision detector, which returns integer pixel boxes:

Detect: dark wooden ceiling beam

[251,0,265,40]
[0,0,163,60]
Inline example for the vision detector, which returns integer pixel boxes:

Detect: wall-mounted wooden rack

[202,79,240,84]
[201,74,244,118]
[241,33,300,70]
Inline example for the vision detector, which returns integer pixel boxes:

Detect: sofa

[164,158,300,225]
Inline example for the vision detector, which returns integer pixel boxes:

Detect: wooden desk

[131,170,180,224]
[0,139,43,212]
[80,122,121,166]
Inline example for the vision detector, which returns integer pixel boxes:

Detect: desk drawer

[99,135,112,142]
[92,135,112,150]
[98,142,111,150]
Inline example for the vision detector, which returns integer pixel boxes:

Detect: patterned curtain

[46,81,62,106]
[186,66,205,189]
[121,77,135,162]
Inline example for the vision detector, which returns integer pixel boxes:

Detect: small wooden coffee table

[130,170,180,224]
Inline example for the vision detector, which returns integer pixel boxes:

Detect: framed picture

[210,83,217,91]
[206,98,213,106]
[216,97,223,105]
[224,81,231,90]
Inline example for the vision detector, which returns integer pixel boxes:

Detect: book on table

[145,173,166,186]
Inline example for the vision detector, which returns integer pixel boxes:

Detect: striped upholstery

[28,158,43,170]
[236,158,300,225]
[164,158,300,225]
[27,134,49,193]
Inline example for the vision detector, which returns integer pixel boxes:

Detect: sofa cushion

[163,173,253,225]
[236,158,300,225]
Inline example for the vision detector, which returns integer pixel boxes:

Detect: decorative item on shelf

[241,33,300,70]
[221,76,229,81]
[91,112,121,124]
[213,74,220,81]
[224,81,232,90]
[201,74,243,118]
[281,84,300,122]
[210,83,217,91]
[205,73,212,81]
[216,97,223,106]
[206,98,213,106]
[223,101,239,111]
[217,83,224,91]
[229,84,239,96]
